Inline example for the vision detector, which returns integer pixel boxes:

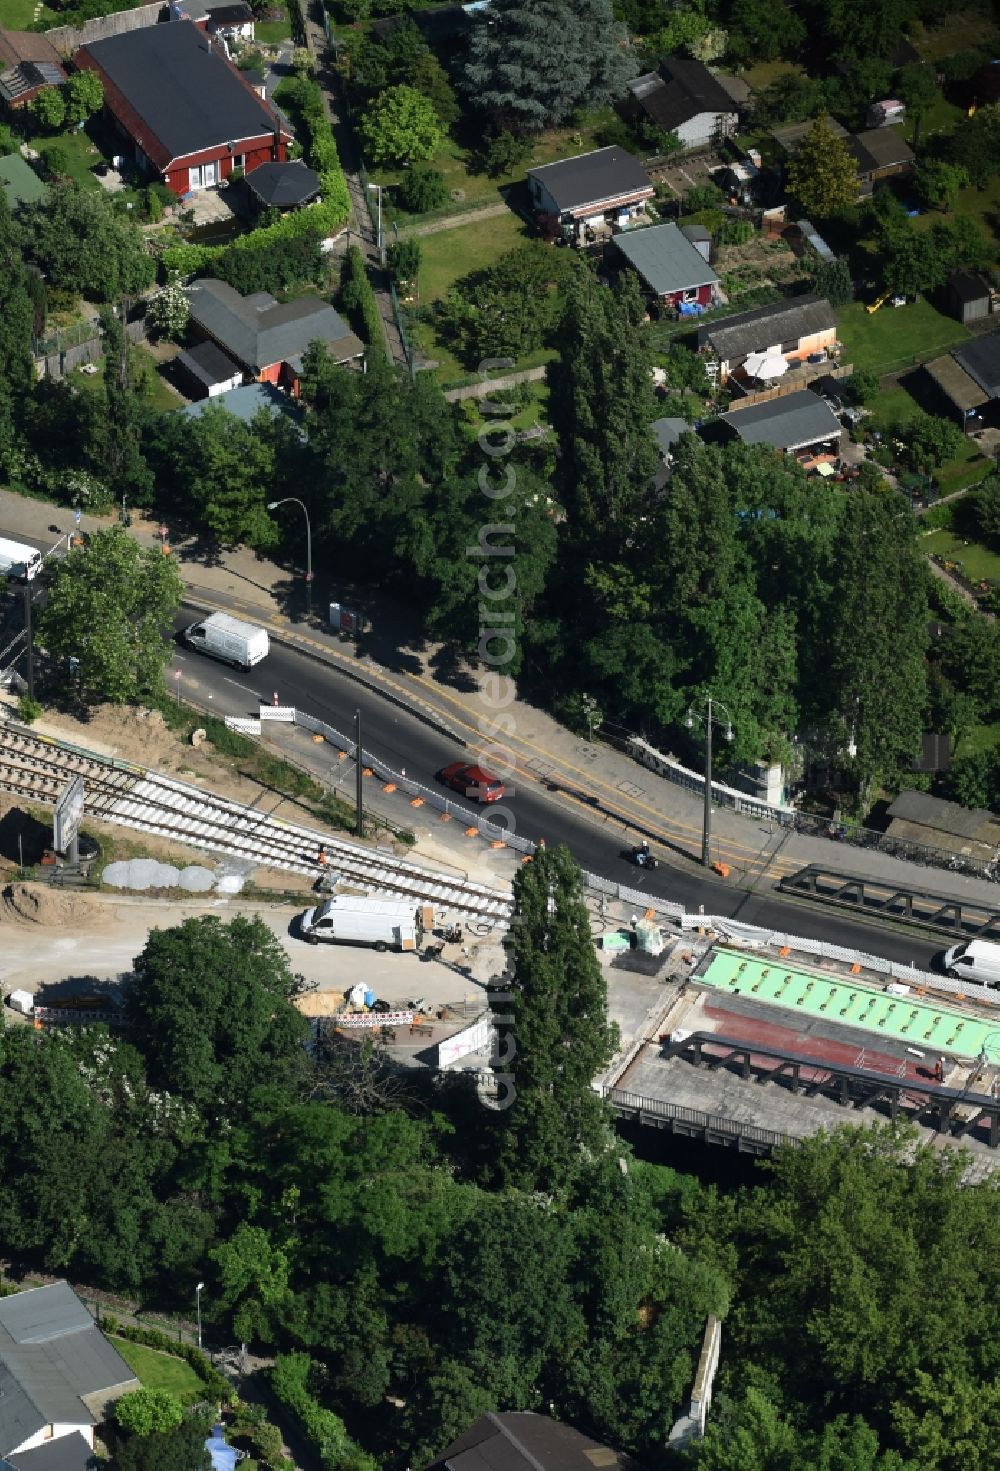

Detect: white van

[183,611,269,669]
[942,939,1000,988]
[0,537,43,582]
[300,896,431,952]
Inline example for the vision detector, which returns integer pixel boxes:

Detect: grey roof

[180,381,304,432]
[188,278,362,370]
[612,222,719,297]
[9,1433,95,1471]
[428,1413,632,1471]
[887,788,997,840]
[627,56,737,131]
[771,116,848,154]
[949,269,990,304]
[698,294,836,362]
[177,339,243,388]
[846,126,913,175]
[528,147,651,213]
[719,389,841,450]
[952,337,1000,399]
[651,417,690,456]
[78,22,287,171]
[680,222,710,242]
[245,160,320,208]
[0,1285,137,1457]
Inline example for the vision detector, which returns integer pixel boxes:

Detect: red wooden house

[75,21,291,197]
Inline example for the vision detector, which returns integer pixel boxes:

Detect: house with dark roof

[245,160,321,212]
[610,222,721,310]
[0,1283,138,1467]
[697,295,837,385]
[714,389,842,456]
[527,147,653,244]
[176,338,245,398]
[75,21,291,197]
[426,1412,633,1471]
[623,57,739,150]
[187,278,364,393]
[845,126,914,194]
[923,337,1000,429]
[0,29,66,112]
[7,1432,96,1471]
[944,269,993,325]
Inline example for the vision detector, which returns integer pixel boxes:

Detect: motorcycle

[629,845,658,870]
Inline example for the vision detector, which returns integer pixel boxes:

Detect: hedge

[163,73,350,278]
[342,244,383,355]
[270,1352,375,1471]
[100,1317,236,1406]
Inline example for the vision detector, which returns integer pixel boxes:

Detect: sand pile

[2,883,98,927]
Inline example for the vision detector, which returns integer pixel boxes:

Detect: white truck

[0,537,43,582]
[300,896,434,952]
[182,611,269,669]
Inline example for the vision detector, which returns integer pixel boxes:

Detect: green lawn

[417,209,532,302]
[867,384,991,495]
[256,13,291,43]
[836,299,970,376]
[957,720,1000,758]
[921,527,1000,584]
[70,345,185,414]
[32,129,108,192]
[109,1337,206,1403]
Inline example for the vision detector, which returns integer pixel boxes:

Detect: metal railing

[604,1085,795,1152]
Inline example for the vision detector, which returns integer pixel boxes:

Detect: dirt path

[400,199,513,237]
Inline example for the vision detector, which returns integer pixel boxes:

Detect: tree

[812,256,855,307]
[786,115,858,218]
[965,473,1000,550]
[386,236,421,287]
[31,86,66,131]
[438,240,575,364]
[100,307,154,505]
[915,160,969,212]
[727,0,805,65]
[460,0,638,133]
[905,411,963,472]
[360,85,442,164]
[64,69,103,127]
[943,747,1000,810]
[548,268,660,548]
[124,915,311,1115]
[827,477,928,798]
[843,367,880,404]
[146,276,189,340]
[211,1223,294,1342]
[36,526,182,703]
[396,163,447,212]
[490,843,618,1193]
[474,129,533,178]
[151,403,283,549]
[896,61,938,149]
[116,1411,213,1471]
[409,48,460,130]
[0,195,36,475]
[948,103,1000,189]
[23,183,154,300]
[115,1389,184,1437]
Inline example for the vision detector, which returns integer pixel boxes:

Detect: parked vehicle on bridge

[0,537,43,582]
[182,611,269,669]
[942,939,1000,988]
[438,762,506,803]
[299,895,434,952]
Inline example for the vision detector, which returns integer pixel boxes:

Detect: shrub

[115,1388,184,1436]
[16,696,43,725]
[271,1353,375,1471]
[396,163,447,213]
[41,143,70,179]
[340,244,383,353]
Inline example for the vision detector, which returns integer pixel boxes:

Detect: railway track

[0,722,513,925]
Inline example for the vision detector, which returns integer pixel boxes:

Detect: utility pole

[702,700,713,868]
[22,587,34,702]
[355,708,363,839]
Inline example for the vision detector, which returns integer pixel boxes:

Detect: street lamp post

[195,1281,204,1350]
[686,696,734,869]
[267,498,313,618]
[368,182,383,263]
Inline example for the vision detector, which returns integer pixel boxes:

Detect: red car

[439,762,506,803]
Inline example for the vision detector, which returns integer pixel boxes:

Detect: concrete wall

[46,4,166,56]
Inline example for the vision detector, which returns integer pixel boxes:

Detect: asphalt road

[171,606,942,971]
